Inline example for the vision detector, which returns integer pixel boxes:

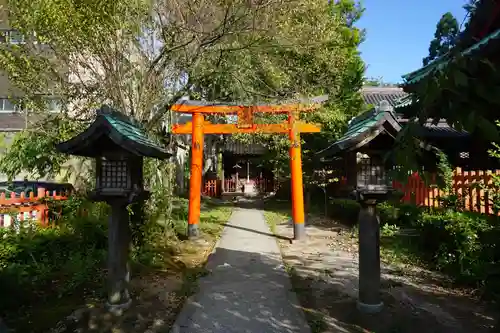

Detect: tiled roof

[317,108,402,157]
[361,87,408,107]
[319,106,470,158]
[56,105,171,159]
[223,138,267,155]
[398,119,469,137]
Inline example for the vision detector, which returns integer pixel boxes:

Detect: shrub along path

[264,201,498,333]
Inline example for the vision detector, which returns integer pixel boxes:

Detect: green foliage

[422,12,459,66]
[328,196,500,298]
[0,198,109,327]
[380,223,400,237]
[390,122,431,182]
[140,158,177,243]
[363,76,399,87]
[484,123,500,214]
[398,1,500,174]
[1,0,366,191]
[328,198,423,228]
[377,201,500,298]
[435,150,465,210]
[414,210,497,284]
[0,115,84,180]
[230,0,366,178]
[327,198,361,226]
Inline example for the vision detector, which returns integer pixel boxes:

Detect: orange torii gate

[171,97,326,240]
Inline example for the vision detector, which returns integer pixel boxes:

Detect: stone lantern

[317,100,400,314]
[56,105,171,312]
[354,151,392,313]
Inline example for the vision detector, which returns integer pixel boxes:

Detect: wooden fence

[0,187,67,228]
[393,167,500,215]
[203,180,221,197]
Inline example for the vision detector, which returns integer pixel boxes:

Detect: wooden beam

[171,122,321,134]
[171,104,242,114]
[170,103,322,114]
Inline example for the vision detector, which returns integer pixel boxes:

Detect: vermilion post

[188,112,204,238]
[288,111,306,240]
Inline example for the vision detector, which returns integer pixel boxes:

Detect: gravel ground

[269,214,498,333]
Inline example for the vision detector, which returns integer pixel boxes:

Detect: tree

[230,0,366,195]
[363,77,399,87]
[363,77,385,86]
[0,0,364,182]
[422,12,459,66]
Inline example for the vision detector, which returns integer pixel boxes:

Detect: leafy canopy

[0,0,365,180]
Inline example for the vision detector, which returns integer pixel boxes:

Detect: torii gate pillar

[289,111,306,240]
[187,112,204,237]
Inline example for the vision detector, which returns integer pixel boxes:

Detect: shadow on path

[170,207,310,333]
[222,223,292,242]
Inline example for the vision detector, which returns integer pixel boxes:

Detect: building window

[0,98,18,112]
[0,97,62,112]
[9,30,24,44]
[459,152,470,159]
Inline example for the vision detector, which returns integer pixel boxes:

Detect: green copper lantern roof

[56,105,171,159]
[402,27,500,84]
[317,102,402,158]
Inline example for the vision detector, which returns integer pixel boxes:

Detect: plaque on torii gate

[171,96,327,240]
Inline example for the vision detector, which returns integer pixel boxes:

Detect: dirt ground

[48,237,215,333]
[48,200,232,333]
[268,213,498,333]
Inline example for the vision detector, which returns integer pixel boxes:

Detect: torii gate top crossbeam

[170,95,328,114]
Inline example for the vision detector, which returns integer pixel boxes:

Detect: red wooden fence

[394,167,500,215]
[0,187,67,228]
[203,180,221,197]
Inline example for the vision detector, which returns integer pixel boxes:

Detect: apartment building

[0,1,62,181]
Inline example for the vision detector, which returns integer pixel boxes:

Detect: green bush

[414,210,498,283]
[327,198,360,226]
[377,201,423,226]
[0,197,109,321]
[297,192,500,298]
[328,199,421,227]
[376,200,500,298]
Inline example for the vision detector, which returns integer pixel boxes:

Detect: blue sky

[358,0,469,83]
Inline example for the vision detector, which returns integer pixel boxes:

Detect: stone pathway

[170,206,311,333]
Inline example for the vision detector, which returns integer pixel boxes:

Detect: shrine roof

[56,105,171,159]
[361,87,407,107]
